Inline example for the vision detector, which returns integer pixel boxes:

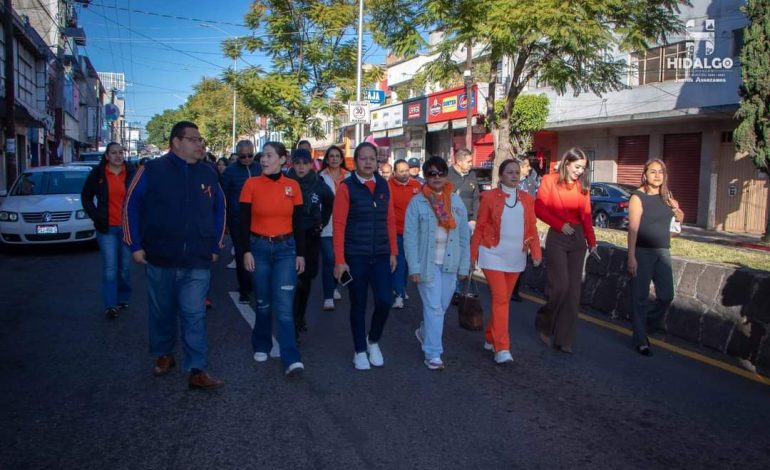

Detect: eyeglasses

[425,170,447,178]
[181,136,205,144]
[238,153,255,159]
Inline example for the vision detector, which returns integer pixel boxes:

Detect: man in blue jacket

[221,140,261,303]
[123,121,226,391]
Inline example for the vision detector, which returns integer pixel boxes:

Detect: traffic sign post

[348,101,370,124]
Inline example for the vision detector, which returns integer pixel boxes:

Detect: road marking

[228,292,255,328]
[470,273,770,386]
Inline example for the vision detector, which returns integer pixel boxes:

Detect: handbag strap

[463,276,479,295]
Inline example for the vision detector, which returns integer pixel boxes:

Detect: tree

[145,107,188,150]
[223,0,382,146]
[369,0,684,169]
[734,0,770,242]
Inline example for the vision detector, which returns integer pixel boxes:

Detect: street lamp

[201,23,237,154]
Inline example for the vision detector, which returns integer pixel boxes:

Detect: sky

[77,0,387,131]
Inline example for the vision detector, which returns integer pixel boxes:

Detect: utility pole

[464,40,473,151]
[231,58,237,154]
[354,0,364,146]
[4,0,17,188]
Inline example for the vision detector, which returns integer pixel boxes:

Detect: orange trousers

[482,269,520,352]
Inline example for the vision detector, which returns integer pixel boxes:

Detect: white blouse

[478,185,527,273]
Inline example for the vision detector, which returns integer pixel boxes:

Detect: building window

[325,120,333,136]
[732,28,744,58]
[585,149,596,181]
[17,47,36,106]
[721,131,733,143]
[630,41,689,85]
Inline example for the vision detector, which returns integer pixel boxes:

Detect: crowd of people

[81,120,683,390]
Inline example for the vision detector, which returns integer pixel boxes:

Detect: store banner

[427,85,477,123]
[382,104,403,130]
[370,108,386,132]
[402,97,427,126]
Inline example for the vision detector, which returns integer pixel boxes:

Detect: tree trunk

[491,116,515,187]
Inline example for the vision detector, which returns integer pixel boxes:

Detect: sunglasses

[238,154,255,159]
[426,170,447,178]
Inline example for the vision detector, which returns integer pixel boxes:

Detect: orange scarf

[422,182,457,230]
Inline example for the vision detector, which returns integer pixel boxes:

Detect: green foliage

[225,0,383,144]
[734,0,770,174]
[512,94,549,134]
[145,107,189,149]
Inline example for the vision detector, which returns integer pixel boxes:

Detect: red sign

[426,85,477,123]
[407,102,422,119]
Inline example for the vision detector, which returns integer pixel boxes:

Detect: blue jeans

[145,264,210,371]
[250,236,301,368]
[347,254,392,353]
[392,235,408,298]
[96,226,132,309]
[417,263,457,360]
[320,236,337,300]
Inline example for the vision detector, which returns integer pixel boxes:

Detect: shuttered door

[663,133,701,224]
[617,135,649,186]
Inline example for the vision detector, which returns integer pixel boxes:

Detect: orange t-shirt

[388,177,422,234]
[106,167,127,227]
[239,174,303,236]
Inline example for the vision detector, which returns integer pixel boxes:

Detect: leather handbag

[458,278,484,331]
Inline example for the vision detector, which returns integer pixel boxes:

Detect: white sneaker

[483,342,494,351]
[230,246,235,256]
[323,299,335,311]
[415,325,424,347]
[285,362,304,377]
[353,352,370,370]
[393,296,404,309]
[269,336,280,358]
[253,352,268,362]
[367,340,384,367]
[424,358,445,370]
[333,289,342,300]
[226,260,236,269]
[494,350,514,364]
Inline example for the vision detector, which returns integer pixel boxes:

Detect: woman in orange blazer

[534,147,597,353]
[471,159,542,364]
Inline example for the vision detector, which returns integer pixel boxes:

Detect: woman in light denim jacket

[404,156,471,370]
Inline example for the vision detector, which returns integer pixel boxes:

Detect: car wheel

[593,211,609,228]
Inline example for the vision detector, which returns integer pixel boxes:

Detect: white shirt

[434,226,448,265]
[478,185,526,272]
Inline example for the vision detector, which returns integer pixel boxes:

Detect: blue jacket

[343,173,391,257]
[123,153,226,269]
[403,192,471,282]
[222,160,261,215]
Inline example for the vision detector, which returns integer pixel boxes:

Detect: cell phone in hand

[339,269,353,287]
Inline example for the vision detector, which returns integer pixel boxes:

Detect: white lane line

[228,291,280,357]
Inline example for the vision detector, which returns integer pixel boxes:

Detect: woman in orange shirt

[534,148,598,353]
[471,159,542,364]
[239,141,306,378]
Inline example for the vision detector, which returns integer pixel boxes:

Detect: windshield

[80,152,103,162]
[608,183,635,197]
[10,171,89,196]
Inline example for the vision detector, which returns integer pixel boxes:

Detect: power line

[86,2,249,27]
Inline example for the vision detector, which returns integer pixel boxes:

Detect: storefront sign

[427,86,477,123]
[402,97,426,126]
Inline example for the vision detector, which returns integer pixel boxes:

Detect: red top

[239,175,303,236]
[332,176,398,265]
[388,178,422,235]
[534,173,596,247]
[106,166,127,227]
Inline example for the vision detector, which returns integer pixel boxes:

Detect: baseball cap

[408,157,420,168]
[291,148,313,163]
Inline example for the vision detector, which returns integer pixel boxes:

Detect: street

[1,242,768,470]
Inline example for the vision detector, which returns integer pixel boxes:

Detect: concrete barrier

[520,242,770,369]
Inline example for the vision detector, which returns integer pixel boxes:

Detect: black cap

[291,148,312,163]
[408,157,420,168]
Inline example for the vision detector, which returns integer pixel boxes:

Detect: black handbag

[458,277,484,331]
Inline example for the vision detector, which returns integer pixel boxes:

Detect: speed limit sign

[348,101,370,124]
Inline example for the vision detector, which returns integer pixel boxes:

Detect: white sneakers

[392,296,404,309]
[353,352,370,370]
[253,336,281,362]
[424,358,445,370]
[483,342,494,351]
[253,352,268,362]
[333,289,342,300]
[323,299,335,311]
[494,350,514,364]
[285,362,304,378]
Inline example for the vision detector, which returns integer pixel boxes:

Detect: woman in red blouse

[534,148,598,353]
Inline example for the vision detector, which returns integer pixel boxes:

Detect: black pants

[227,216,252,295]
[293,231,321,335]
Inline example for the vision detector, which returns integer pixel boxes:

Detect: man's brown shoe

[153,355,176,376]
[189,371,224,390]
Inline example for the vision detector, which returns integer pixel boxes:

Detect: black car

[590,182,637,228]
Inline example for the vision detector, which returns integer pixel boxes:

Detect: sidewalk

[678,225,769,252]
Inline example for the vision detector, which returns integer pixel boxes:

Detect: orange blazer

[534,173,596,247]
[470,187,542,263]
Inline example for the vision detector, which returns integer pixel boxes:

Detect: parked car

[79,151,103,163]
[590,182,636,228]
[0,166,95,244]
[474,167,493,192]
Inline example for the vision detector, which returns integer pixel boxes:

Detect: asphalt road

[1,242,769,470]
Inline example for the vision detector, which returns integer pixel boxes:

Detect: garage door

[617,135,649,186]
[663,133,701,224]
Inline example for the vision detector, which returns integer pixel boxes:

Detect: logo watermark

[669,18,733,83]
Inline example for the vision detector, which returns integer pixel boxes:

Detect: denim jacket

[403,192,471,283]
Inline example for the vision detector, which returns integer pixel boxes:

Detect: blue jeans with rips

[145,264,210,371]
[250,236,301,369]
[96,226,132,309]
